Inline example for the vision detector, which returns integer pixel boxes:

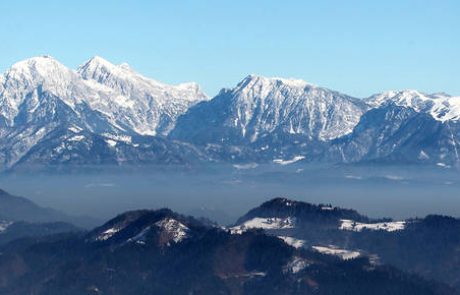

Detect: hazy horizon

[2,164,460,225]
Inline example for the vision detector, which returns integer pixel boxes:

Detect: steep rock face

[0,56,207,169]
[325,104,460,165]
[170,75,368,147]
[366,90,460,122]
[2,55,460,168]
[0,56,89,125]
[78,56,208,136]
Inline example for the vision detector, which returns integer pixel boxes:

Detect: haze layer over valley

[1,165,459,226]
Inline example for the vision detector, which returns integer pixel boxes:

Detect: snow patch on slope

[340,219,406,232]
[231,217,296,234]
[233,163,258,170]
[273,156,305,165]
[283,256,309,274]
[0,221,13,233]
[278,236,306,249]
[155,218,189,244]
[312,245,360,260]
[96,227,121,241]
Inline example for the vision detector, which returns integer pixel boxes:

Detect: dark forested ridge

[0,199,457,295]
[235,198,460,291]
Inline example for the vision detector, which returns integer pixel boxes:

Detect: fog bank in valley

[1,164,459,225]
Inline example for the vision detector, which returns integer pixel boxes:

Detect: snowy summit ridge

[0,56,208,168]
[1,55,460,169]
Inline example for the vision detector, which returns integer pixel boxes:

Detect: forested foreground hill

[0,204,457,295]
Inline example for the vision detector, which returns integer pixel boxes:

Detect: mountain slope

[0,56,207,169]
[0,189,83,244]
[234,198,460,291]
[325,103,460,165]
[366,90,460,122]
[0,188,98,228]
[78,56,208,136]
[0,221,79,245]
[170,75,368,159]
[2,56,460,168]
[0,188,71,223]
[10,126,208,171]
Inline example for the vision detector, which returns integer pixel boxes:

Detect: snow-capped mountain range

[1,55,460,170]
[170,75,368,144]
[0,56,208,169]
[78,56,207,136]
[1,55,207,135]
[366,90,460,122]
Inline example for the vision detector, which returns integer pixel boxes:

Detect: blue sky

[0,0,458,97]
